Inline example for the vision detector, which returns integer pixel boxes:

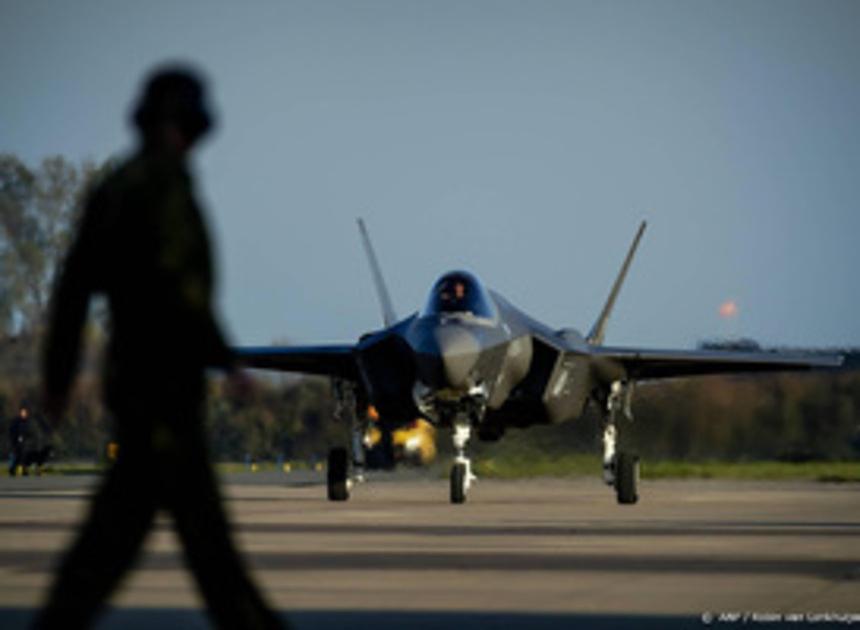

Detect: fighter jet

[238,220,842,505]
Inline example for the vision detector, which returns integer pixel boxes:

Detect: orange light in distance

[719,300,739,319]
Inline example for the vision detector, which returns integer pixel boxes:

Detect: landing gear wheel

[450,462,467,504]
[327,447,350,502]
[614,452,639,505]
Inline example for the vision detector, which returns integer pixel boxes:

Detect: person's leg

[164,425,283,630]
[32,454,157,629]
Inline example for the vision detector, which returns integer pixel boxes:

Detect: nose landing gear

[450,419,476,504]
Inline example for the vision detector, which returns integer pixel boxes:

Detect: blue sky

[2,0,858,349]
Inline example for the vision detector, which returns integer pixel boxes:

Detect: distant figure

[21,408,51,475]
[36,66,283,629]
[8,404,31,476]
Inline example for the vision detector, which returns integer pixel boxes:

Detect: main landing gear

[602,380,639,505]
[326,379,368,502]
[327,446,349,501]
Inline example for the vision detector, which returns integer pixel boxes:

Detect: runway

[0,473,858,628]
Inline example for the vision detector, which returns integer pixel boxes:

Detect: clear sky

[2,0,858,349]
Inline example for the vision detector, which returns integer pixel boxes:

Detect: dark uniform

[36,69,283,630]
[22,414,51,473]
[8,409,30,476]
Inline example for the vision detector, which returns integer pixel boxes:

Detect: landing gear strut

[602,380,639,505]
[327,379,368,502]
[450,418,476,504]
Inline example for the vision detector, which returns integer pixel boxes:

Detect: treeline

[630,370,860,460]
[205,375,341,463]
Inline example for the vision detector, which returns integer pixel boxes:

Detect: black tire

[327,447,350,502]
[450,463,467,504]
[614,452,639,505]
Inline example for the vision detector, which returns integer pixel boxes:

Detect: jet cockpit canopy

[420,271,497,320]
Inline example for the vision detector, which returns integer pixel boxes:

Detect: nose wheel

[450,420,476,503]
[450,460,474,503]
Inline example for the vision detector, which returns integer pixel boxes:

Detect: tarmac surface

[0,472,858,629]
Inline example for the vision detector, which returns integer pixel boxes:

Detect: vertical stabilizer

[357,218,397,327]
[587,221,647,346]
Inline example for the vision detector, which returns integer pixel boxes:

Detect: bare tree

[0,154,110,338]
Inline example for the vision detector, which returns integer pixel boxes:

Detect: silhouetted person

[35,66,283,630]
[8,404,31,476]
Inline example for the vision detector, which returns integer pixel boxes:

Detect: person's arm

[41,194,100,419]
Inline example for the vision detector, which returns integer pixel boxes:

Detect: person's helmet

[132,65,213,142]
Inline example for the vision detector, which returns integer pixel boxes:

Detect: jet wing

[591,346,843,380]
[235,344,358,379]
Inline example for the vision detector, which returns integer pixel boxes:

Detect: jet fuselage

[353,271,592,438]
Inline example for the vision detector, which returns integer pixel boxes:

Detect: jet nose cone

[412,324,480,390]
[436,325,480,389]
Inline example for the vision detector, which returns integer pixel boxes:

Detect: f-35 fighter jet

[238,220,841,504]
